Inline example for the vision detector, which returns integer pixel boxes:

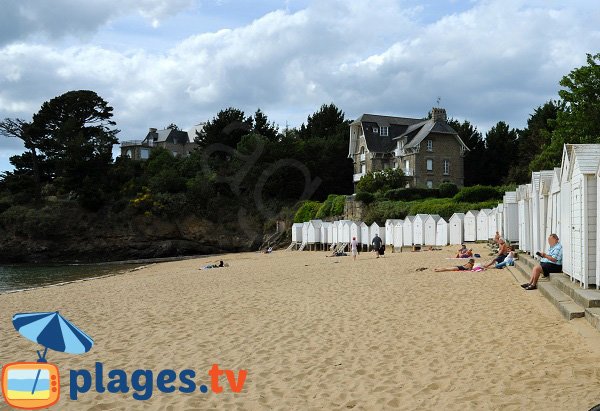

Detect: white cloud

[0,0,599,173]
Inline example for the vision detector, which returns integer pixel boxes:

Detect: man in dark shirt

[372,234,382,258]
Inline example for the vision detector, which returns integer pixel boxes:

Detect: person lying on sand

[434,258,475,272]
[201,260,228,269]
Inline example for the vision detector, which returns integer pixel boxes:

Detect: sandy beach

[2,245,600,410]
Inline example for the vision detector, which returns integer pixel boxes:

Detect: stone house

[120,127,199,160]
[348,108,469,189]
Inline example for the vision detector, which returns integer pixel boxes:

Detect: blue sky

[1,0,599,173]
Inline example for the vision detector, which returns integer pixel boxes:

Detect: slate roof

[143,129,191,145]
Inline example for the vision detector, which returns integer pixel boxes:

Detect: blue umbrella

[12,311,94,356]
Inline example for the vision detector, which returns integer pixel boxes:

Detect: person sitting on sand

[201,260,227,269]
[372,234,382,258]
[263,247,273,254]
[455,244,472,258]
[484,239,509,268]
[494,231,501,244]
[434,258,475,272]
[495,246,516,269]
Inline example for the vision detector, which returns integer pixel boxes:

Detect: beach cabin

[503,192,519,243]
[488,208,498,239]
[350,221,362,244]
[332,221,339,246]
[291,223,303,243]
[413,214,429,245]
[341,220,352,245]
[393,220,404,250]
[549,168,561,238]
[385,220,401,247]
[360,222,370,250]
[560,147,572,276]
[307,220,322,250]
[403,216,415,246]
[321,222,332,249]
[517,185,531,253]
[370,222,384,245]
[530,172,543,257]
[538,170,554,242]
[496,204,504,236]
[424,215,440,246]
[449,213,465,245]
[476,209,492,241]
[566,144,600,288]
[464,211,478,242]
[435,217,449,246]
[302,222,310,245]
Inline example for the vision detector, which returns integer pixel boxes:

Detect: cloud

[0,0,599,173]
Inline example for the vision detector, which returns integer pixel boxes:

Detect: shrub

[293,200,322,223]
[383,188,439,201]
[453,185,502,203]
[438,182,459,198]
[354,191,375,204]
[331,195,346,216]
[356,168,406,193]
[362,200,413,224]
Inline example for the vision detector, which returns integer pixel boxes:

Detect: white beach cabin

[385,219,401,247]
[488,207,498,239]
[549,167,562,238]
[530,172,542,257]
[424,214,440,246]
[496,204,504,236]
[307,220,322,250]
[341,220,352,245]
[360,222,370,250]
[517,185,531,253]
[413,214,429,245]
[538,170,554,242]
[436,217,449,246]
[449,213,465,245]
[476,209,492,241]
[321,222,332,249]
[302,222,310,245]
[464,211,478,242]
[370,222,384,246]
[331,221,339,246]
[503,191,519,243]
[393,220,404,250]
[291,223,303,243]
[403,216,415,246]
[350,221,362,244]
[567,144,600,288]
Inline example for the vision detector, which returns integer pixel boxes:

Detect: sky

[1,0,599,172]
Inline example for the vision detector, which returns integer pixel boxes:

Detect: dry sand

[2,245,600,410]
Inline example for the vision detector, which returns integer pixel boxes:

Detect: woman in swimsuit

[434,259,475,272]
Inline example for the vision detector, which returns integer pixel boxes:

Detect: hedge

[383,188,440,201]
[453,185,503,203]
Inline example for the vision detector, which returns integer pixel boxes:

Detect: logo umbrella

[12,311,94,395]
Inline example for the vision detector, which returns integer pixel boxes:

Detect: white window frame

[427,139,433,151]
[380,126,389,137]
[426,180,433,189]
[426,159,433,171]
[443,160,450,175]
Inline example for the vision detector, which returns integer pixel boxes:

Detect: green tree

[531,53,600,170]
[447,119,486,186]
[484,121,519,185]
[194,107,252,150]
[251,109,279,141]
[28,90,119,208]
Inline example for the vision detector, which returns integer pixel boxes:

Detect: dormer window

[380,126,389,136]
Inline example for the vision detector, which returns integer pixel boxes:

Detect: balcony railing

[394,148,405,157]
[353,172,365,182]
[404,169,414,177]
[120,140,144,147]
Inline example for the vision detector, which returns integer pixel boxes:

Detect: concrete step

[584,308,600,331]
[551,274,600,308]
[508,261,585,321]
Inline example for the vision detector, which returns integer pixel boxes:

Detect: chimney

[149,127,157,133]
[431,107,447,123]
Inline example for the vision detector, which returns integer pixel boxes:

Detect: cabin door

[571,183,583,283]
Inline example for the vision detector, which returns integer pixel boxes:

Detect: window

[426,180,433,189]
[140,148,150,159]
[361,164,366,174]
[380,126,389,136]
[405,160,409,170]
[443,160,450,175]
[427,139,433,151]
[426,159,433,171]
[373,127,379,133]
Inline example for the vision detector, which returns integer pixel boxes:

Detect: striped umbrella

[12,311,94,356]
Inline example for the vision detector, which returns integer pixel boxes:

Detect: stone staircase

[508,253,600,330]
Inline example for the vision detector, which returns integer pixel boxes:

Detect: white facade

[393,220,404,248]
[307,220,322,244]
[560,147,572,276]
[476,209,492,241]
[503,191,519,243]
[538,170,554,242]
[341,220,352,244]
[530,172,542,257]
[464,211,478,242]
[435,217,449,246]
[350,221,362,243]
[424,215,440,246]
[321,222,332,245]
[302,222,310,244]
[385,219,401,247]
[517,185,531,253]
[291,223,303,243]
[370,222,384,244]
[413,214,429,245]
[360,222,370,246]
[403,216,415,246]
[332,221,339,244]
[496,204,504,236]
[449,213,465,245]
[549,167,561,238]
[488,208,498,239]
